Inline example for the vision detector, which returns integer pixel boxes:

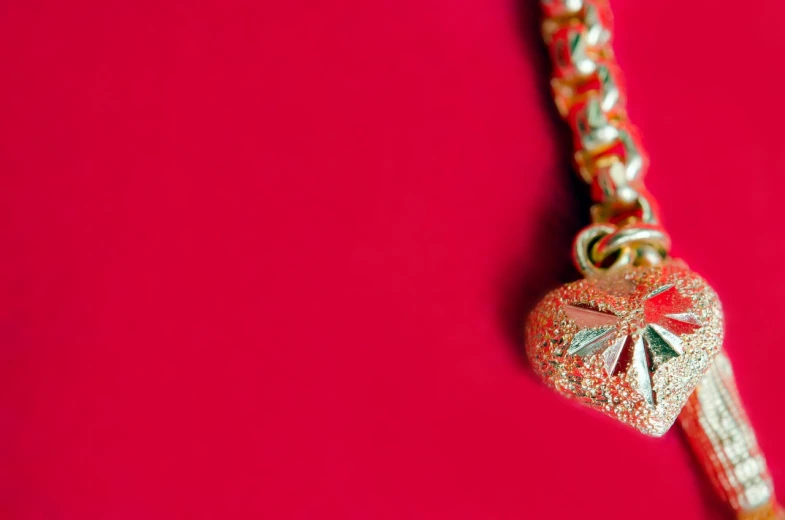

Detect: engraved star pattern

[564,284,702,405]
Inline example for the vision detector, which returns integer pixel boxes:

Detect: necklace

[526,1,782,517]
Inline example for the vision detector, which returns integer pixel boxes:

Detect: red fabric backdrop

[1,1,783,518]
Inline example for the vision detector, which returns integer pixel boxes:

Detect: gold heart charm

[525,261,724,436]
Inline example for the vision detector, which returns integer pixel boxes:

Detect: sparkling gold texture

[525,262,723,436]
[680,353,783,517]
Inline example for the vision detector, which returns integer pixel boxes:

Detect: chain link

[541,0,668,275]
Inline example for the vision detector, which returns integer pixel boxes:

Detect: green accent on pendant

[643,323,683,363]
[567,326,615,357]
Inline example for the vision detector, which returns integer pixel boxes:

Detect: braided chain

[541,0,668,276]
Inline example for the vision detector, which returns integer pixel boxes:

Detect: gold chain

[539,2,784,518]
[541,0,669,276]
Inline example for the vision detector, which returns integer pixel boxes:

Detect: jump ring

[591,223,670,264]
[573,224,634,277]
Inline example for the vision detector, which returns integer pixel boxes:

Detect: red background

[1,0,783,518]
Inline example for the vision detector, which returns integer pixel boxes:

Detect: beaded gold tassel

[526,1,782,517]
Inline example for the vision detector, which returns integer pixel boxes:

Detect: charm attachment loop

[573,222,670,277]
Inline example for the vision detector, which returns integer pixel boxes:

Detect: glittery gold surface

[525,261,724,436]
[681,352,779,514]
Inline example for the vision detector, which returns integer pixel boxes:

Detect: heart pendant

[525,261,724,436]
